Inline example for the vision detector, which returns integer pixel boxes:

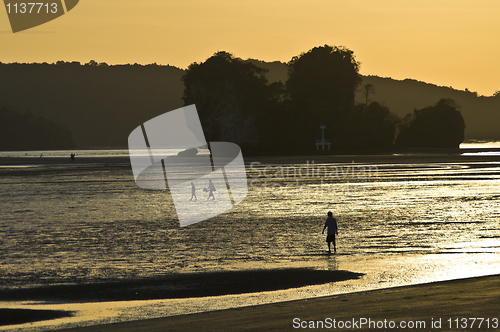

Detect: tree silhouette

[336,102,399,150]
[182,52,281,152]
[396,99,465,148]
[0,107,74,150]
[285,45,361,151]
[363,83,375,106]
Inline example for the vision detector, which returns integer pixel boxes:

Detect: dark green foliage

[0,107,73,150]
[287,45,361,115]
[182,52,283,152]
[356,76,499,140]
[0,51,471,153]
[285,45,362,152]
[0,61,185,148]
[336,102,400,150]
[396,99,465,148]
[363,83,375,106]
[181,47,408,154]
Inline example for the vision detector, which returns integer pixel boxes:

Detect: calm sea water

[1,149,500,290]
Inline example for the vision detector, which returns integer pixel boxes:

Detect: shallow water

[1,156,500,287]
[1,153,500,330]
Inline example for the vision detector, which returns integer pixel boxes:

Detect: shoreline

[0,156,131,166]
[0,150,499,167]
[3,252,499,331]
[52,273,500,331]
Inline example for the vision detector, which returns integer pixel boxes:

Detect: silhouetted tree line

[335,101,400,150]
[182,51,280,149]
[0,54,467,152]
[183,46,465,154]
[396,99,465,148]
[0,107,73,150]
[0,61,185,148]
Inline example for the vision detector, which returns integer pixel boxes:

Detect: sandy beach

[3,253,499,331]
[50,274,500,332]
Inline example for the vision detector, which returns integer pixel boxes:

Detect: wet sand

[3,253,499,331]
[0,269,363,303]
[53,274,500,331]
[0,309,73,327]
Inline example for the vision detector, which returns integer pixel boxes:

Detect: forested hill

[0,61,499,148]
[0,62,185,148]
[250,60,500,140]
[357,76,500,140]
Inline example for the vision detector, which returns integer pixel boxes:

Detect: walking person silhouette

[207,179,216,200]
[190,182,197,201]
[322,211,338,254]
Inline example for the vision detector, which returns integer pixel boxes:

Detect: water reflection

[1,159,499,289]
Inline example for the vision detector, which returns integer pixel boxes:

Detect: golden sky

[1,0,499,95]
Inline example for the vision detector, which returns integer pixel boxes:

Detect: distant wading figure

[190,182,197,201]
[322,212,338,254]
[207,179,216,200]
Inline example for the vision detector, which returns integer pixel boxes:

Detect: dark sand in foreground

[0,269,364,303]
[54,274,500,331]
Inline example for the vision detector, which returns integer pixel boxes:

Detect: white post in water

[316,125,331,151]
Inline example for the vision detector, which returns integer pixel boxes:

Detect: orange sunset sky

[1,0,499,96]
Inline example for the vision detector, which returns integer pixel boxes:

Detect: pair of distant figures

[322,211,339,254]
[190,179,216,201]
